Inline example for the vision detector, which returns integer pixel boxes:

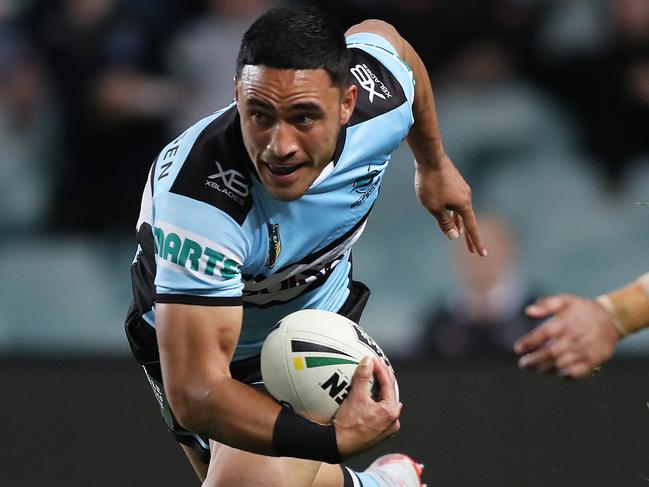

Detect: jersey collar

[309,124,348,188]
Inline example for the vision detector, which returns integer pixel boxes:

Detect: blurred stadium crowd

[0,0,648,357]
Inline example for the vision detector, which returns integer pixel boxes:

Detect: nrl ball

[260,309,398,424]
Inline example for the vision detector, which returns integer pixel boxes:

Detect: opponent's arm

[346,20,486,256]
[514,273,649,378]
[156,303,400,460]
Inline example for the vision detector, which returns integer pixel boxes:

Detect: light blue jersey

[130,33,415,360]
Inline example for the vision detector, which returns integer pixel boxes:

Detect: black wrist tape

[272,407,341,464]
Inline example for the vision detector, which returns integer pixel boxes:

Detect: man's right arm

[157,303,281,454]
[156,302,401,459]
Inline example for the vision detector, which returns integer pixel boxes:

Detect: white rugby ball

[260,309,398,423]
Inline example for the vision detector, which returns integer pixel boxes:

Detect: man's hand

[514,294,621,379]
[414,155,487,257]
[333,356,401,458]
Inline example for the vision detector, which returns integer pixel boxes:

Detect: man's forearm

[596,273,649,337]
[177,375,280,455]
[400,37,446,168]
[170,374,340,462]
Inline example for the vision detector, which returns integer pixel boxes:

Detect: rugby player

[125,7,486,486]
[515,273,649,378]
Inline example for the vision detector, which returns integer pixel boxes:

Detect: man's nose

[266,121,298,161]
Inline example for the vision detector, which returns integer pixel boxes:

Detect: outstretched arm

[346,20,486,256]
[514,273,649,378]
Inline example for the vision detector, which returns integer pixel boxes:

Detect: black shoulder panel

[170,106,254,226]
[347,47,408,126]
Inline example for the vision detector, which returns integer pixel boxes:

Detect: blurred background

[1,0,648,485]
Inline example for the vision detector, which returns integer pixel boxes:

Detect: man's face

[236,66,356,201]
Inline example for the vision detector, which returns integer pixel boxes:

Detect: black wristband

[272,407,341,464]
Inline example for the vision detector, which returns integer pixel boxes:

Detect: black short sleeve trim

[155,294,243,306]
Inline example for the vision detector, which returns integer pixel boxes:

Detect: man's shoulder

[346,33,413,126]
[158,104,255,226]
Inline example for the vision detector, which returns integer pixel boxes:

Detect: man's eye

[252,112,266,122]
[294,115,314,125]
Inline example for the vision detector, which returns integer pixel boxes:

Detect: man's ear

[234,76,239,102]
[340,84,357,125]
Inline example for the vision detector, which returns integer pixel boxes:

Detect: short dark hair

[235,6,351,87]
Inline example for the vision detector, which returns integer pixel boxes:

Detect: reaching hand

[333,356,402,458]
[414,154,486,257]
[514,294,621,378]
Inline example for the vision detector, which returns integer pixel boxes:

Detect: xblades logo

[206,160,249,205]
[350,64,391,103]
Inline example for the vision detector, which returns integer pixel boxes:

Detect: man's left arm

[346,20,487,257]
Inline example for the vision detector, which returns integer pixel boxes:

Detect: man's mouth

[264,162,307,176]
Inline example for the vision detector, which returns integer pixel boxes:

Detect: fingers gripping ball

[261,310,399,423]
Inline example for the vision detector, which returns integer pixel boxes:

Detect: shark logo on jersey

[351,168,381,208]
[206,160,249,205]
[266,223,282,268]
[350,64,392,103]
